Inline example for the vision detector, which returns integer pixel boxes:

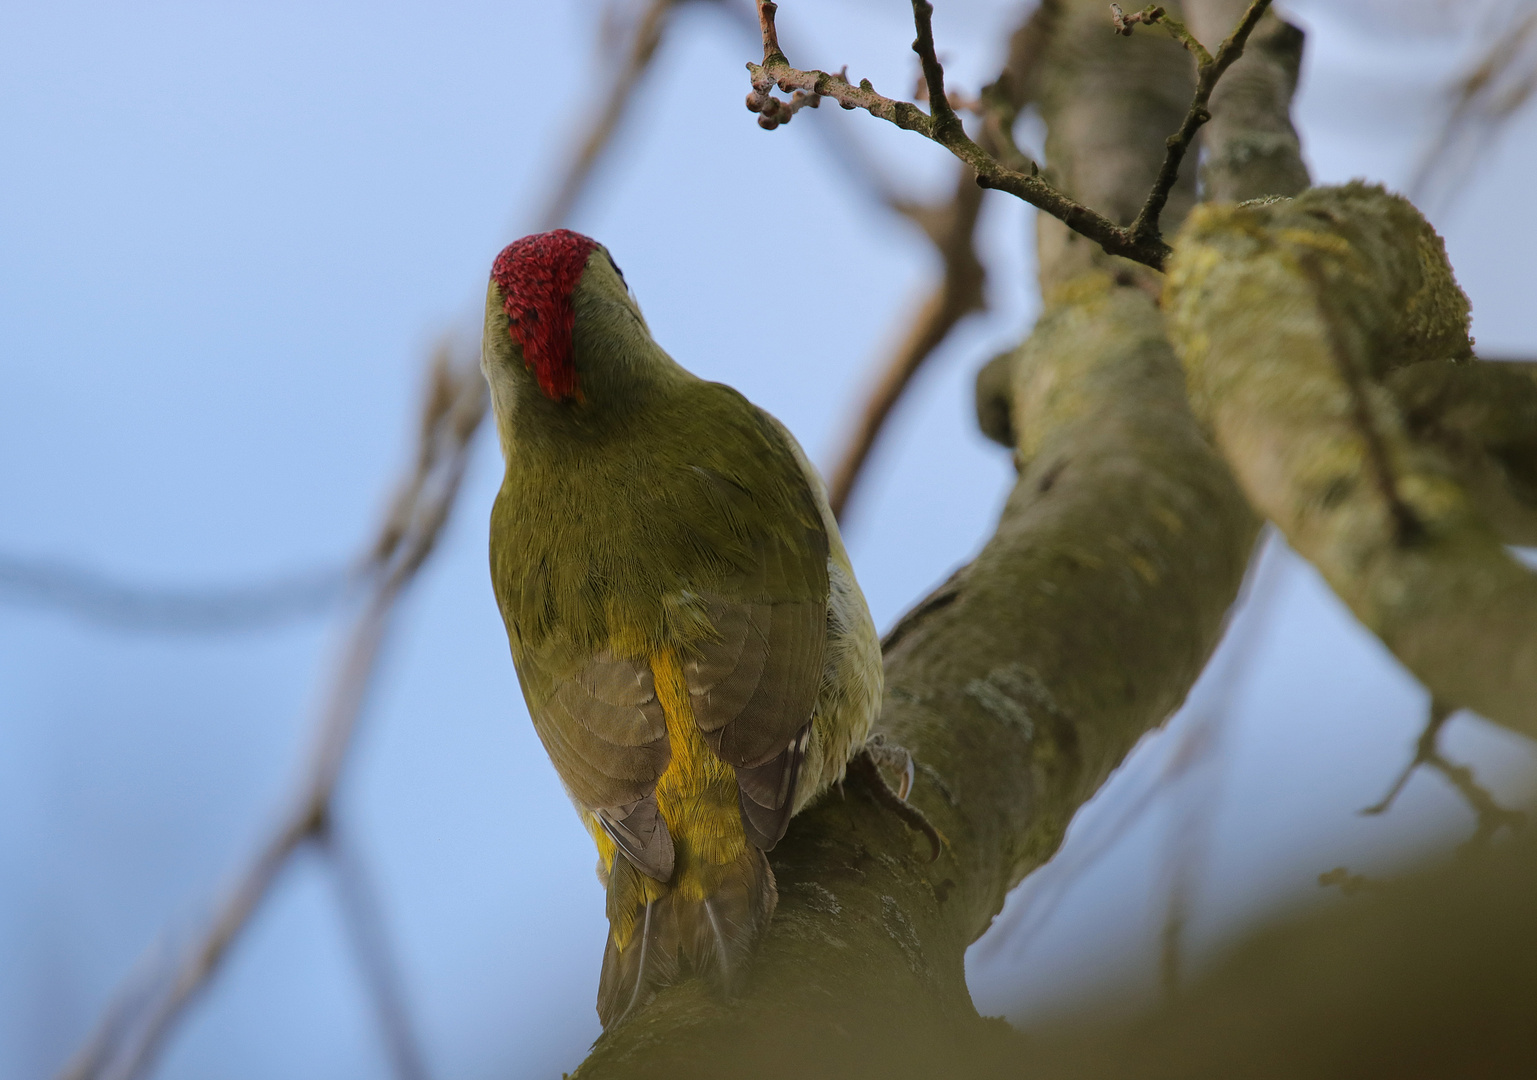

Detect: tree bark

[1164,183,1537,738]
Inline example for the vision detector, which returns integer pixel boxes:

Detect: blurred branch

[1411,7,1537,214]
[1388,358,1537,546]
[58,346,486,1080]
[0,554,351,633]
[1015,828,1537,1080]
[744,0,1271,271]
[318,824,431,1080]
[1363,699,1526,856]
[821,1,1061,520]
[825,169,985,521]
[537,0,684,229]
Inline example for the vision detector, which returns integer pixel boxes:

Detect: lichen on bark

[1165,182,1537,738]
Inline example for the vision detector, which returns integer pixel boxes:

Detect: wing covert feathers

[685,598,825,769]
[519,647,670,812]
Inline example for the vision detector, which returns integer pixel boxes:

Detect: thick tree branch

[1165,182,1537,740]
[1013,828,1537,1079]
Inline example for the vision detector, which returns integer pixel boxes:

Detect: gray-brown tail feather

[596,847,776,1028]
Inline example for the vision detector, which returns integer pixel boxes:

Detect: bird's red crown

[491,229,600,402]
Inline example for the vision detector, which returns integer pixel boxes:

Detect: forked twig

[820,1,1058,518]
[1117,0,1274,247]
[1363,699,1526,857]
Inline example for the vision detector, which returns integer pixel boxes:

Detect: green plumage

[482,237,882,1026]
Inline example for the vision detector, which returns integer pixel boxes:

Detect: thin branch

[1363,699,1526,857]
[747,0,1272,270]
[747,1,1172,269]
[1124,0,1273,247]
[318,826,432,1080]
[57,348,486,1080]
[1410,8,1537,214]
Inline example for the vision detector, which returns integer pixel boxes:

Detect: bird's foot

[848,738,944,861]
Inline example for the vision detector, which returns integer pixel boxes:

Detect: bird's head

[481,229,650,414]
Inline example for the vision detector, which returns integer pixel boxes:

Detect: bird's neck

[494,294,693,459]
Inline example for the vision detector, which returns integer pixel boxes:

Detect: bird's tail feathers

[597,844,776,1027]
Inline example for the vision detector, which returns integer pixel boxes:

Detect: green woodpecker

[481,230,883,1026]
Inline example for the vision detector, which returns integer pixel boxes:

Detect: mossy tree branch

[1388,358,1537,546]
[1165,182,1537,739]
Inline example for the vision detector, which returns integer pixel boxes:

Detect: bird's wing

[679,401,831,850]
[514,642,675,881]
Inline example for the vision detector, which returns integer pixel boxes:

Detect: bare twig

[747,0,1270,271]
[1124,0,1273,248]
[318,826,431,1080]
[1411,8,1537,214]
[747,1,1173,269]
[1363,699,1526,856]
[1110,3,1173,40]
[58,347,486,1080]
[821,1,1063,519]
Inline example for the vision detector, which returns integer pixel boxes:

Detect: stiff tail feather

[596,844,776,1027]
